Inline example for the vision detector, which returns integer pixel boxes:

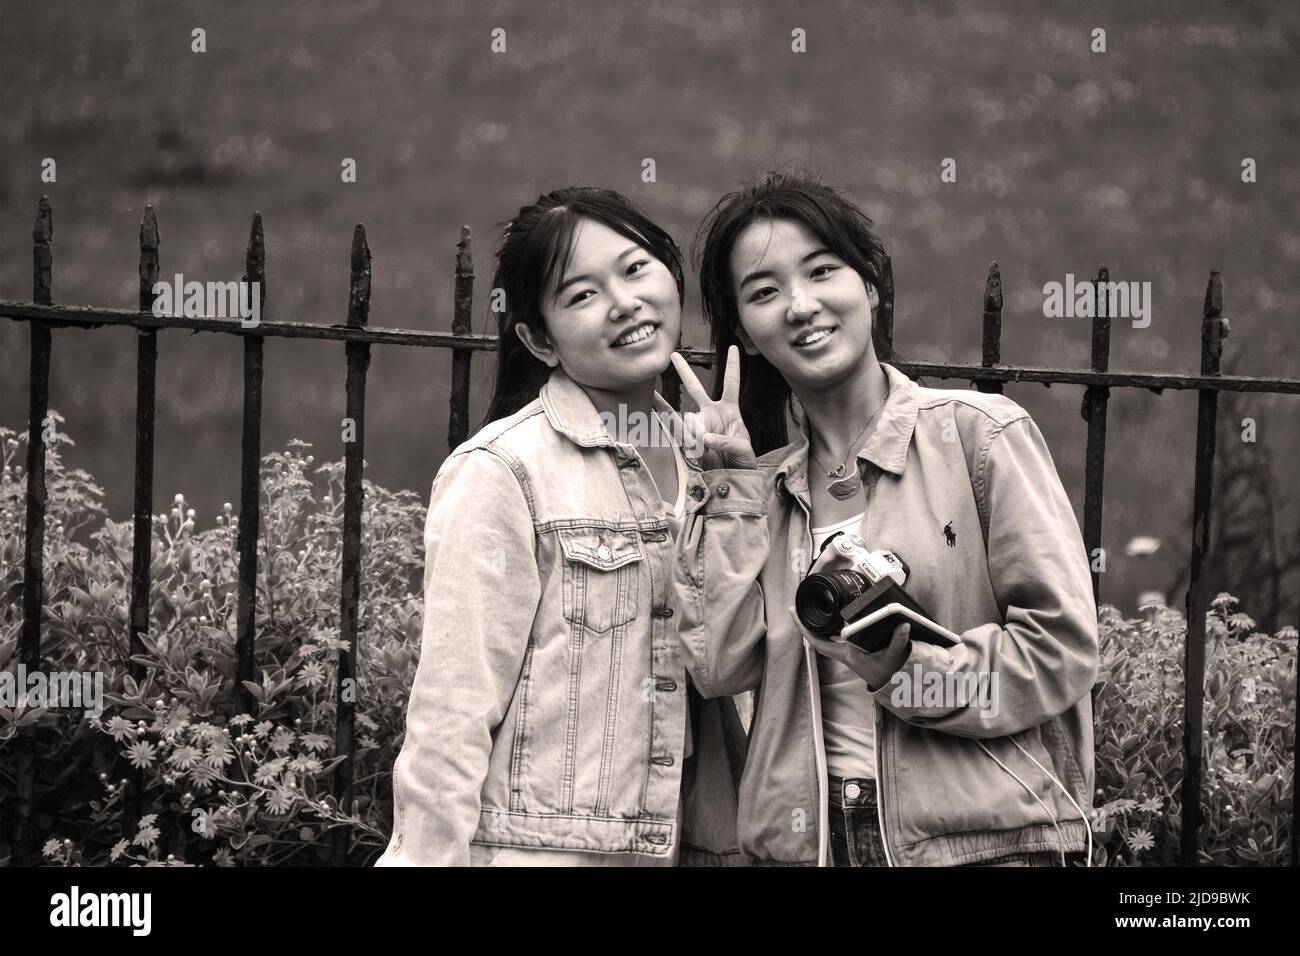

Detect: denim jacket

[376,367,745,866]
[675,362,1099,866]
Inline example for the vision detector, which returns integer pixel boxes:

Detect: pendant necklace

[809,392,889,501]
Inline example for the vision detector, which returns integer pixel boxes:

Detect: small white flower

[1124,536,1161,557]
[1241,677,1257,704]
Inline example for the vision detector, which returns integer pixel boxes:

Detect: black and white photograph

[0,0,1296,933]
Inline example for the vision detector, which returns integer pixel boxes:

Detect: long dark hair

[483,187,686,425]
[693,171,891,456]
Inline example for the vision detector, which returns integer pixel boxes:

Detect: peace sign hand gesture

[671,345,758,471]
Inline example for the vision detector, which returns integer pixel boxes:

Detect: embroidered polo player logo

[943,521,957,547]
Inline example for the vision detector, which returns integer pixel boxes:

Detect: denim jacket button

[716,482,730,497]
[596,544,612,561]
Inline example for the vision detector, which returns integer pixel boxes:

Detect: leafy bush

[1,421,424,865]
[1091,598,1296,865]
[0,417,1295,865]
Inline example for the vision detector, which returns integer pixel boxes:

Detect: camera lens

[795,569,872,636]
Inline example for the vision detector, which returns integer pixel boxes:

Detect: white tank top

[809,512,876,780]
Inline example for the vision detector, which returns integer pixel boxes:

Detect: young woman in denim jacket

[376,187,745,866]
[671,172,1100,866]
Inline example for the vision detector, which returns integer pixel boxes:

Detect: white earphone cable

[1008,737,1093,867]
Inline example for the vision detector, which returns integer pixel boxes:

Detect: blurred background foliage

[1,0,1298,621]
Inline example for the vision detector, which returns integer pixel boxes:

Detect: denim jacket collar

[775,362,919,496]
[540,366,687,455]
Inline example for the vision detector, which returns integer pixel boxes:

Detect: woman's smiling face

[519,216,681,391]
[730,218,878,392]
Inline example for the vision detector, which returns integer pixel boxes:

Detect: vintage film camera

[794,533,961,652]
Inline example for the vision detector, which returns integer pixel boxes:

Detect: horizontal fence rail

[4,299,1300,395]
[1,196,1296,868]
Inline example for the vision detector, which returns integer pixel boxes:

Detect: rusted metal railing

[1,196,1297,867]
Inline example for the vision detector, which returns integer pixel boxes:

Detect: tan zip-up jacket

[674,362,1099,865]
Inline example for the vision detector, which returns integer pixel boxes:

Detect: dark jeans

[827,774,1062,867]
[828,775,890,867]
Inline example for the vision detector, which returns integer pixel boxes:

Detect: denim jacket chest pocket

[558,526,644,634]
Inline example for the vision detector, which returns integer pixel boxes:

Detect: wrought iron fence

[2,196,1297,866]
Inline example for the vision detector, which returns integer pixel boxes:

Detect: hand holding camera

[791,533,962,690]
[791,605,913,693]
